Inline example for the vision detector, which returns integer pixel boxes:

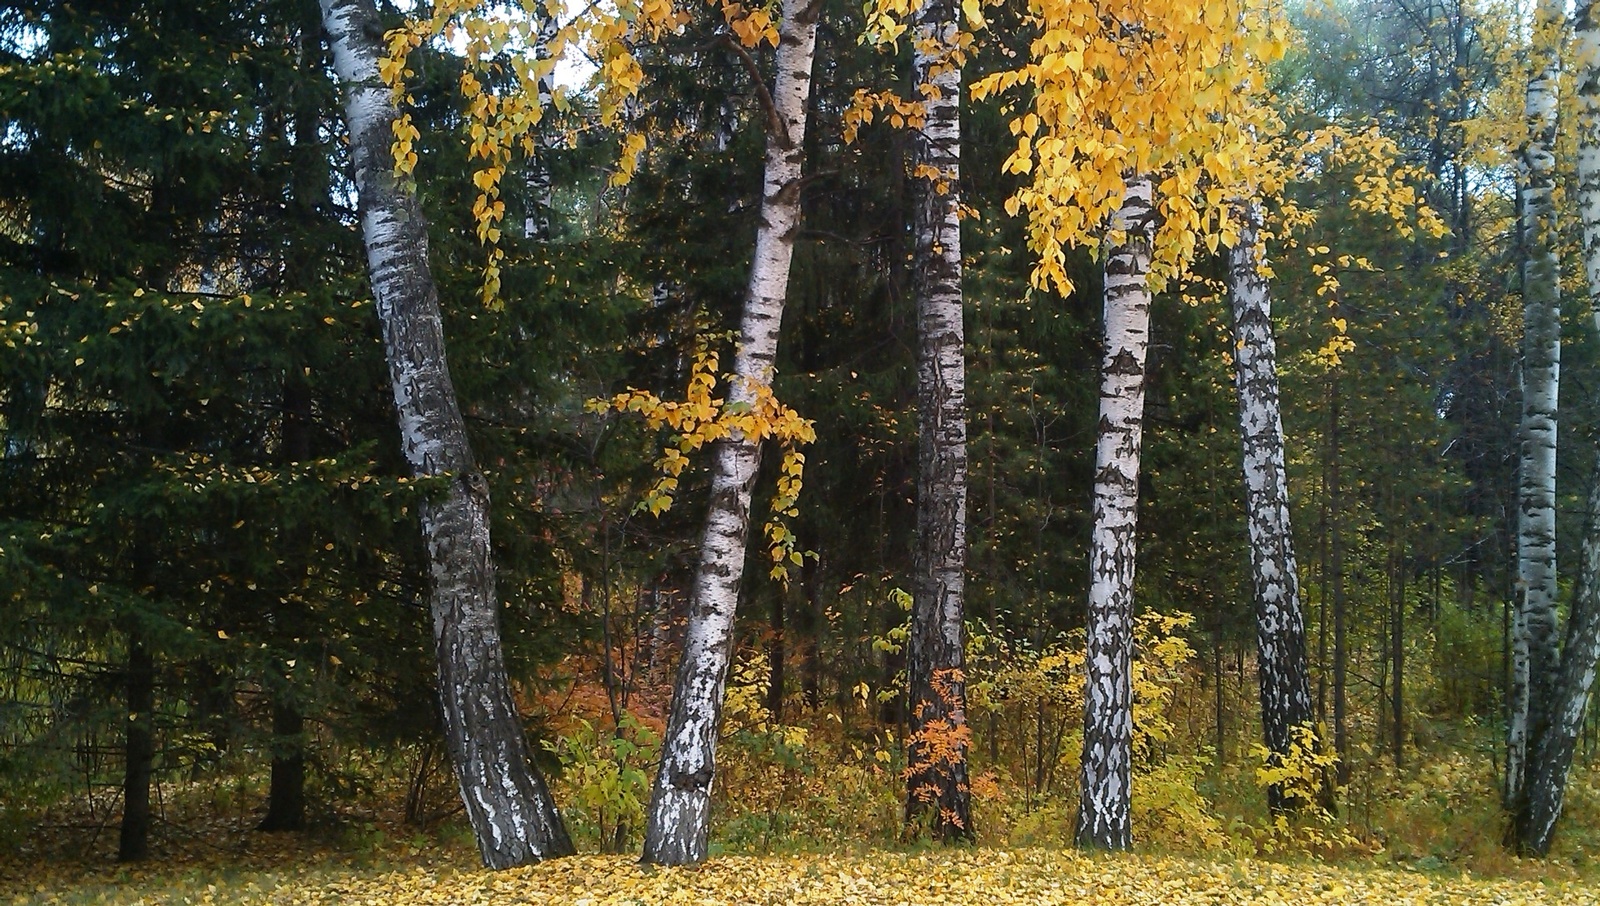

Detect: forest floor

[4,830,1596,906]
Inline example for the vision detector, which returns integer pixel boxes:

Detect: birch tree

[1507,0,1563,812]
[1226,199,1316,811]
[1511,0,1600,855]
[640,0,822,866]
[1076,176,1155,851]
[524,4,560,242]
[319,0,574,868]
[971,0,1288,849]
[903,0,973,842]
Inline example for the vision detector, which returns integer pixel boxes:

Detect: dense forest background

[4,0,1600,882]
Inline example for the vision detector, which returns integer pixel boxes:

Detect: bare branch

[716,33,791,150]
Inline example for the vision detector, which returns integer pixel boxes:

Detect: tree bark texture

[319,0,573,868]
[640,0,821,866]
[1226,200,1316,811]
[118,635,154,862]
[1509,0,1563,811]
[1075,176,1154,852]
[904,0,972,842]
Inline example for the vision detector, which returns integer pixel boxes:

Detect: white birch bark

[1227,199,1316,810]
[1509,0,1563,810]
[905,0,971,841]
[640,0,821,866]
[1516,0,1600,854]
[1075,176,1155,851]
[524,1,559,241]
[320,0,573,868]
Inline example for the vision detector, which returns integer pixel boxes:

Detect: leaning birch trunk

[904,0,971,842]
[1508,0,1563,811]
[319,0,574,868]
[1075,176,1155,851]
[1226,199,1317,811]
[1515,0,1600,854]
[640,0,821,866]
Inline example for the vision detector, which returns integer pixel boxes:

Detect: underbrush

[6,708,1600,896]
[7,617,1600,890]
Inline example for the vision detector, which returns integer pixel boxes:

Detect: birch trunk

[640,0,821,866]
[904,0,971,841]
[524,2,559,241]
[1519,459,1600,853]
[1509,0,1563,810]
[1227,200,1317,811]
[1580,0,1600,340]
[319,0,573,868]
[1515,0,1600,854]
[1075,176,1155,851]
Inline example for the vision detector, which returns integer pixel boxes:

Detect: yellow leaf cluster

[720,1,779,48]
[969,0,1289,294]
[381,0,689,306]
[588,336,817,582]
[1252,724,1341,811]
[1255,122,1442,372]
[1263,122,1448,249]
[841,88,928,143]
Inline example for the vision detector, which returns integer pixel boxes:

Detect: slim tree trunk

[1212,625,1226,765]
[904,0,972,843]
[319,0,573,868]
[800,555,822,710]
[1226,199,1317,811]
[1330,375,1349,787]
[1391,538,1406,769]
[1516,1,1600,853]
[1508,0,1563,811]
[1075,176,1155,851]
[260,374,312,833]
[640,0,821,866]
[1317,434,1330,732]
[118,634,154,862]
[766,589,785,722]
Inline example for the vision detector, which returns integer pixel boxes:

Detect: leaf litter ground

[7,847,1596,905]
